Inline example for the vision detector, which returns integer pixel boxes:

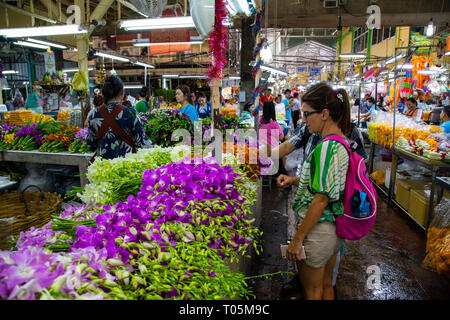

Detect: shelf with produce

[368,140,450,231]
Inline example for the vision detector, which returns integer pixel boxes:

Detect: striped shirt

[292,136,350,223]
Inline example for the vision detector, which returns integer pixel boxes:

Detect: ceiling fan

[129,0,168,18]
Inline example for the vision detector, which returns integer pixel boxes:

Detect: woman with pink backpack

[279,83,377,300]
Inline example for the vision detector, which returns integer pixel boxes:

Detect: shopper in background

[440,105,450,135]
[239,102,253,123]
[259,101,284,155]
[5,96,14,112]
[156,96,166,109]
[277,83,351,300]
[405,97,420,118]
[258,101,286,176]
[260,88,274,104]
[195,92,212,119]
[283,89,293,125]
[86,75,150,160]
[275,94,287,121]
[84,92,104,127]
[175,85,199,123]
[135,87,150,113]
[291,92,302,129]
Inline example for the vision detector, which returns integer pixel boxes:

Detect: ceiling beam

[0,1,59,24]
[39,0,68,22]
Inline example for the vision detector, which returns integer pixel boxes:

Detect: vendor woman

[175,85,199,123]
[440,105,450,135]
[404,97,419,118]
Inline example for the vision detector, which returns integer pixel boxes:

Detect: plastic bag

[285,147,303,171]
[12,89,25,109]
[25,92,41,110]
[72,71,88,92]
[422,197,450,275]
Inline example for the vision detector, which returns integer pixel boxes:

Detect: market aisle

[251,182,450,300]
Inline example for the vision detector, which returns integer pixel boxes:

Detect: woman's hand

[286,237,304,262]
[277,174,292,188]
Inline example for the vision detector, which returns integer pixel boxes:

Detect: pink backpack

[322,135,377,240]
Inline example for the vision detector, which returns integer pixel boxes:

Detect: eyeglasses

[302,110,322,119]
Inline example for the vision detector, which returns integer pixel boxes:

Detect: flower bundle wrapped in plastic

[0,123,45,150]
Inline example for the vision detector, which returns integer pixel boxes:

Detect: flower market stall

[0,119,93,188]
[0,146,265,300]
[367,110,450,231]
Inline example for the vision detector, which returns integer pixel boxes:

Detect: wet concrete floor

[250,177,450,300]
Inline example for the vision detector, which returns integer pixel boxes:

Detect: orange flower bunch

[422,227,450,275]
[222,142,260,179]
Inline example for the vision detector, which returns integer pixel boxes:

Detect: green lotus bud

[138,264,148,274]
[107,258,124,267]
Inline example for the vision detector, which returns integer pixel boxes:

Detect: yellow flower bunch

[3,133,15,144]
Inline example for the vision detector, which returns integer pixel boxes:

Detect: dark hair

[301,82,351,136]
[262,101,276,124]
[284,89,291,95]
[197,92,206,99]
[443,105,450,118]
[367,97,375,104]
[293,92,299,98]
[93,94,104,107]
[244,102,252,112]
[407,97,417,106]
[176,85,193,105]
[102,75,124,103]
[138,87,148,99]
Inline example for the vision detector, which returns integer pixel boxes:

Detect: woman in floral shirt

[86,75,151,160]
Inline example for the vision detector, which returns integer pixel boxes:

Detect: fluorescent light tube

[339,53,367,59]
[135,61,155,68]
[385,53,406,64]
[396,64,413,70]
[179,75,206,79]
[95,51,130,62]
[229,76,240,80]
[63,67,94,73]
[124,84,143,89]
[162,75,179,78]
[13,41,49,49]
[133,41,204,47]
[119,16,195,31]
[0,24,87,37]
[234,0,252,16]
[2,70,19,75]
[26,38,67,49]
[260,65,288,76]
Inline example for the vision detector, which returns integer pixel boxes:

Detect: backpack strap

[321,134,351,154]
[97,104,137,153]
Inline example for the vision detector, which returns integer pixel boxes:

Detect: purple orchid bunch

[0,123,17,137]
[0,245,113,300]
[15,123,45,145]
[71,160,256,263]
[74,128,88,143]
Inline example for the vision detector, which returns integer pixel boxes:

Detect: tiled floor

[250,181,450,300]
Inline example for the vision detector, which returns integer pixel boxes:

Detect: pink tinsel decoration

[206,0,228,81]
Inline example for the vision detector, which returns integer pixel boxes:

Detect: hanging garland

[206,0,228,81]
[251,12,263,107]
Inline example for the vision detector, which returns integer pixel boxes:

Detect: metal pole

[392,47,398,150]
[357,82,361,127]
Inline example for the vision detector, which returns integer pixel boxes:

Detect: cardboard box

[409,188,437,227]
